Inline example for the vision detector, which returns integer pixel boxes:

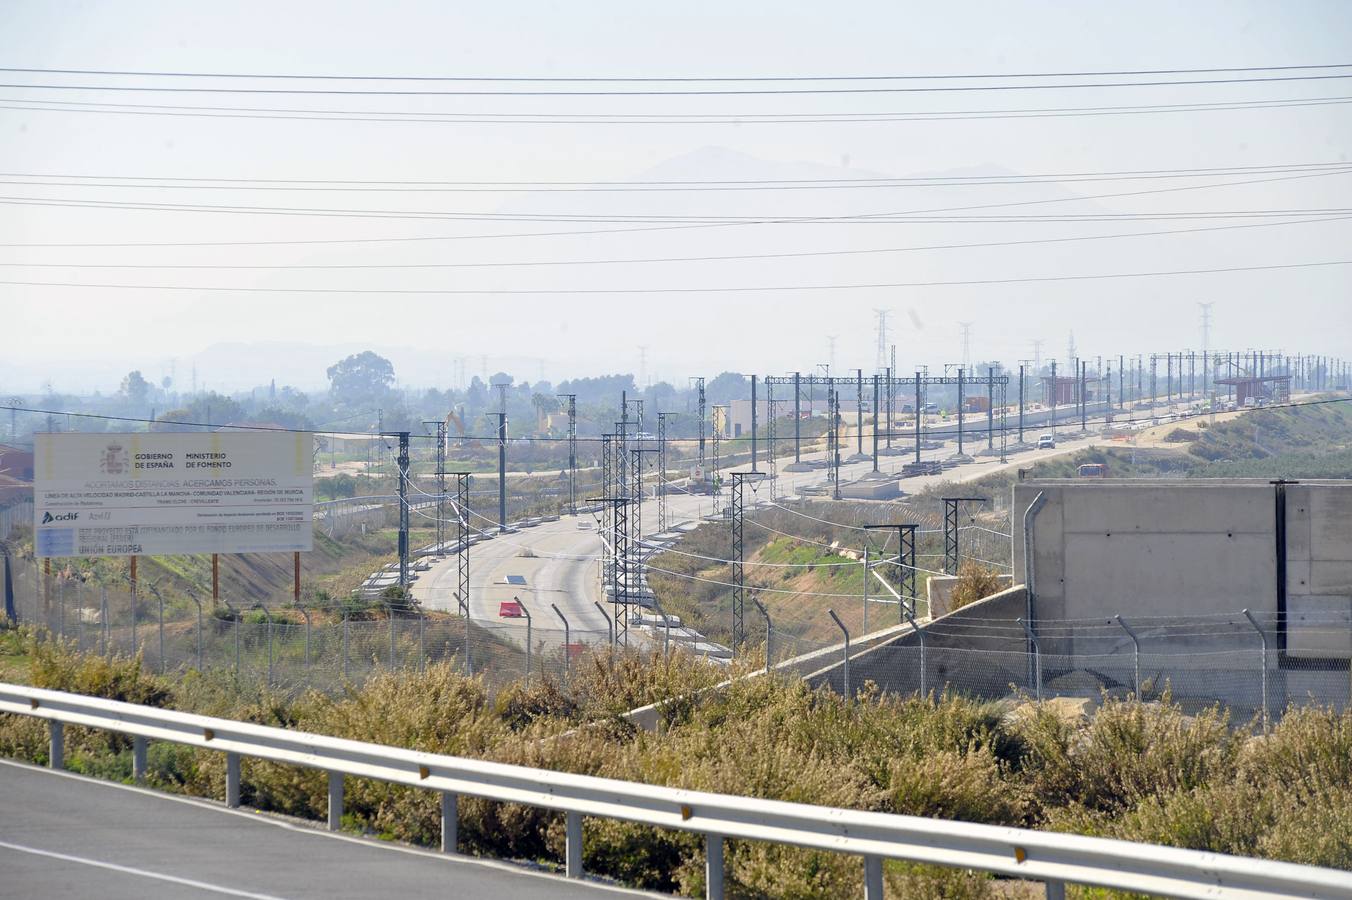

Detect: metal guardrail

[2,682,1349,900]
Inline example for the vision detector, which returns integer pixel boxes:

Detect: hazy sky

[1,1,1350,391]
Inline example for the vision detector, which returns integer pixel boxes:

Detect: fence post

[148,581,166,674]
[386,601,396,669]
[188,591,203,672]
[1018,617,1042,702]
[1114,615,1141,697]
[864,855,883,900]
[327,771,343,831]
[752,598,771,675]
[1045,881,1066,900]
[552,603,570,682]
[418,612,426,673]
[1242,608,1269,732]
[100,585,108,655]
[565,810,583,878]
[706,833,725,900]
[905,609,926,697]
[518,598,533,684]
[441,792,458,854]
[225,752,241,808]
[223,600,241,677]
[862,546,869,633]
[299,607,312,673]
[651,594,672,656]
[593,600,613,646]
[828,609,850,699]
[58,577,66,640]
[342,611,349,681]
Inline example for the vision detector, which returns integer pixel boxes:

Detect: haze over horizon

[1,1,1350,392]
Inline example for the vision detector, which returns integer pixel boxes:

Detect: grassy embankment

[1,634,1348,898]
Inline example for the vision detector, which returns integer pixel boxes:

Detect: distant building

[0,443,33,482]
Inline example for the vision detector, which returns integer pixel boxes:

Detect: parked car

[1037,434,1056,449]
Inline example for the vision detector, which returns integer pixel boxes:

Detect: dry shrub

[1020,693,1236,818]
[949,562,1005,611]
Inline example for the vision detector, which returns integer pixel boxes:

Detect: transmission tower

[1067,331,1077,375]
[959,322,973,371]
[873,309,890,374]
[1199,302,1214,357]
[827,335,837,376]
[1032,340,1043,375]
[638,345,648,388]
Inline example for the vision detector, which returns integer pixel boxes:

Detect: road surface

[0,759,647,899]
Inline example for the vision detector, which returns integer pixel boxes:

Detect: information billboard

[34,431,313,558]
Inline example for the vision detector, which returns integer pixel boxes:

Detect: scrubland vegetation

[2,630,1348,897]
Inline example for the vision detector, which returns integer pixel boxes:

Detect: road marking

[0,839,292,900]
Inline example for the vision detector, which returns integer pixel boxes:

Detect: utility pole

[1016,362,1030,445]
[557,394,577,516]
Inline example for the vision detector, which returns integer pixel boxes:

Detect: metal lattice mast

[692,376,706,475]
[711,405,725,498]
[765,379,777,496]
[657,412,668,532]
[454,473,470,620]
[865,524,918,620]
[730,471,760,651]
[831,388,842,500]
[395,431,410,587]
[885,366,894,450]
[943,497,985,575]
[557,393,577,515]
[600,433,614,589]
[423,420,447,553]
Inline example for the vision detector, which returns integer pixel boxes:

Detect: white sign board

[34,431,313,558]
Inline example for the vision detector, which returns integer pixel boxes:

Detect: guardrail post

[440,792,458,854]
[706,833,724,900]
[225,752,241,808]
[327,771,343,831]
[828,609,850,699]
[48,720,63,770]
[1044,879,1066,900]
[132,735,147,783]
[565,810,583,878]
[864,854,883,899]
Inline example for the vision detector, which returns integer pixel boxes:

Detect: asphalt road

[0,760,648,900]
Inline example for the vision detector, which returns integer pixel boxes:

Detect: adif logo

[41,511,78,524]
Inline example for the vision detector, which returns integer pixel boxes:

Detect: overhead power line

[0,160,1345,191]
[3,215,1347,271]
[4,93,1349,125]
[5,73,1352,95]
[1,258,1347,294]
[0,167,1346,226]
[4,62,1349,81]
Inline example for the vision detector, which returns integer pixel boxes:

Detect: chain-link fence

[7,554,1348,723]
[4,556,658,694]
[798,607,1351,725]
